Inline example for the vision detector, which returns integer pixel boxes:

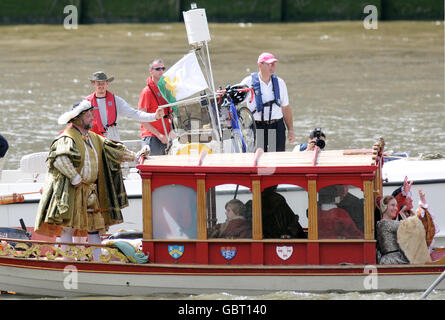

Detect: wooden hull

[0,256,444,297]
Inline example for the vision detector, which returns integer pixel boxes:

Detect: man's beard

[72,117,93,131]
[84,123,93,130]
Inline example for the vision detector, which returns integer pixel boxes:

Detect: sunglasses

[152,67,166,71]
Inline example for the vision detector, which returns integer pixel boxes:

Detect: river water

[1,289,445,301]
[0,21,444,300]
[0,21,444,170]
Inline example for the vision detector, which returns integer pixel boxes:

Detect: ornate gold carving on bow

[0,240,129,263]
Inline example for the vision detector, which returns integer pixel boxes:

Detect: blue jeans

[141,136,167,155]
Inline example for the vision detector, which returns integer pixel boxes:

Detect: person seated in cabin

[208,199,252,239]
[317,186,363,239]
[292,127,326,152]
[375,191,435,264]
[335,185,364,233]
[259,186,306,239]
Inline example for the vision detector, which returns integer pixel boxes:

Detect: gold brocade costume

[416,206,436,248]
[35,125,131,237]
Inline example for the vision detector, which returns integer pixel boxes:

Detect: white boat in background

[381,156,445,245]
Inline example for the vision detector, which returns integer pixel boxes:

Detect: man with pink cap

[240,52,296,152]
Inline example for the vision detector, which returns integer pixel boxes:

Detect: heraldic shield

[276,246,293,260]
[220,246,237,260]
[168,245,184,259]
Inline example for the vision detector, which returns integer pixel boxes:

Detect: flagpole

[204,41,223,143]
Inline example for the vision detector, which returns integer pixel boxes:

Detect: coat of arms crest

[168,245,184,259]
[276,246,293,260]
[220,246,237,260]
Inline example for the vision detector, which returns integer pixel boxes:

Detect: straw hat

[89,71,114,83]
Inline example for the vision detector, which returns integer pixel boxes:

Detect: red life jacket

[139,77,171,138]
[86,91,117,136]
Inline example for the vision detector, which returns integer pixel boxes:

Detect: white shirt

[240,74,289,122]
[95,95,157,141]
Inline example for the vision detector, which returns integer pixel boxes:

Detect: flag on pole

[158,51,208,105]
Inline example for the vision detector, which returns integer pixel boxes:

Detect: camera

[311,127,326,149]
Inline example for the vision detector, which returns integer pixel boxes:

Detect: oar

[420,270,445,299]
[0,191,41,205]
[0,193,25,205]
[16,191,41,196]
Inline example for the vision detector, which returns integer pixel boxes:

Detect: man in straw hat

[35,100,150,261]
[86,71,163,141]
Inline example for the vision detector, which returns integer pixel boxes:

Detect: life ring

[176,143,213,155]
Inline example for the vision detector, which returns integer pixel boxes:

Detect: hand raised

[403,176,413,194]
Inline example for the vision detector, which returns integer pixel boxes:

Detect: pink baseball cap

[257,52,279,64]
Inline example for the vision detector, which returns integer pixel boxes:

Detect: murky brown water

[0,21,444,300]
[1,21,444,170]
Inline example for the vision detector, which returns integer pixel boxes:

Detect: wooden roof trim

[253,148,264,167]
[198,149,208,166]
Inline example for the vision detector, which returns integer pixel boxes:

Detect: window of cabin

[261,184,308,239]
[152,184,197,239]
[317,184,364,239]
[207,184,252,239]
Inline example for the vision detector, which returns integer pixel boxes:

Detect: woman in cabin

[209,199,252,239]
[376,189,436,264]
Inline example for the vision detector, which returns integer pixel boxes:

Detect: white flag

[158,51,208,103]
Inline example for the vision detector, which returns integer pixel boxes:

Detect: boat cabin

[137,139,384,265]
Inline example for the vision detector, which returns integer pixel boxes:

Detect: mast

[183,3,223,145]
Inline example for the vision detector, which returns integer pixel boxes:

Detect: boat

[1,139,445,297]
